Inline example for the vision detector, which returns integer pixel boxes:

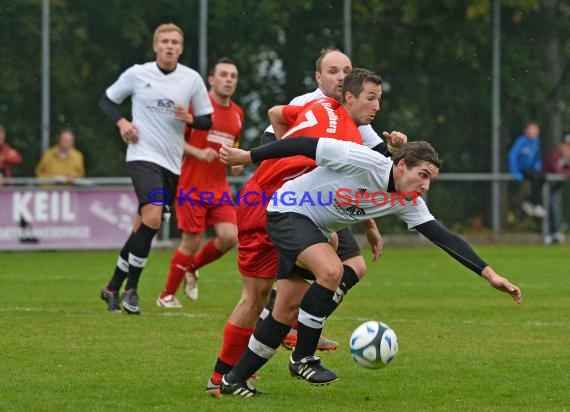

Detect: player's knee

[143,215,162,229]
[217,233,238,251]
[315,261,343,288]
[237,294,267,315]
[272,307,297,326]
[343,256,367,279]
[179,233,201,255]
[240,283,272,311]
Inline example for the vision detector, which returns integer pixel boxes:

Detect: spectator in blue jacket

[508,121,546,218]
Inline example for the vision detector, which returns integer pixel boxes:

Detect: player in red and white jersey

[156,57,245,308]
[205,67,406,396]
[251,97,362,195]
[236,95,368,282]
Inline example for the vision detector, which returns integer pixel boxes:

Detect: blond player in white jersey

[98,23,213,314]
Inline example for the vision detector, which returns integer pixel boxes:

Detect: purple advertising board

[0,188,138,251]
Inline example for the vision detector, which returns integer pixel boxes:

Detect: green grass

[1,244,569,411]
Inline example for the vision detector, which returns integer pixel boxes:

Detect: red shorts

[237,181,278,279]
[176,201,237,233]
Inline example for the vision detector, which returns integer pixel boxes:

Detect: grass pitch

[0,244,569,411]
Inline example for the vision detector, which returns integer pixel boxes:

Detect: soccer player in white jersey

[257,49,405,352]
[217,138,522,396]
[98,23,213,314]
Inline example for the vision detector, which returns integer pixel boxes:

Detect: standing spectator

[97,23,213,314]
[0,124,23,184]
[35,128,85,183]
[508,121,546,218]
[156,57,245,308]
[542,133,570,244]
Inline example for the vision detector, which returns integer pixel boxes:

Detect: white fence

[2,173,566,250]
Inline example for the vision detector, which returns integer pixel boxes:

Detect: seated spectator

[542,133,570,244]
[508,121,546,218]
[35,128,85,183]
[0,124,23,184]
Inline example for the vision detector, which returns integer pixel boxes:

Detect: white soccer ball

[349,320,398,369]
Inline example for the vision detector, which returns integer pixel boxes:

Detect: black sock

[213,358,233,377]
[225,314,290,383]
[293,282,338,362]
[125,224,157,290]
[107,232,134,291]
[340,265,359,293]
[256,288,277,327]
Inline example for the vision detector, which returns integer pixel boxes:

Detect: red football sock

[212,322,255,384]
[161,249,193,297]
[193,238,224,270]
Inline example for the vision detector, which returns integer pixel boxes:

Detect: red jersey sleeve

[283,105,306,127]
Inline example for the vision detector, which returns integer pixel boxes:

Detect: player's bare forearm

[117,118,139,144]
[268,105,289,138]
[185,143,217,162]
[362,219,382,261]
[219,144,252,166]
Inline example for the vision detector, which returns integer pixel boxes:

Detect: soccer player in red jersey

[206,67,406,396]
[157,57,245,308]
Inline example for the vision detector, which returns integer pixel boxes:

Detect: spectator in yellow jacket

[35,128,85,182]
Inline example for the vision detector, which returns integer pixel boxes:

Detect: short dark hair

[341,68,382,104]
[208,57,237,77]
[391,141,443,170]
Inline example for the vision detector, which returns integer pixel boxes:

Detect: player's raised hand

[219,144,252,166]
[382,131,407,148]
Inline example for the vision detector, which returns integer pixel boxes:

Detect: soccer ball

[349,321,398,369]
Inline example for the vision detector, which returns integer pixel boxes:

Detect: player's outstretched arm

[415,220,522,304]
[480,267,522,304]
[219,136,320,166]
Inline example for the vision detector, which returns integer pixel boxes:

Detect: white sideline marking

[1,308,564,328]
[0,306,223,319]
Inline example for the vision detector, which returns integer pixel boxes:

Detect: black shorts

[127,161,179,211]
[291,227,362,280]
[267,212,363,281]
[336,227,361,261]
